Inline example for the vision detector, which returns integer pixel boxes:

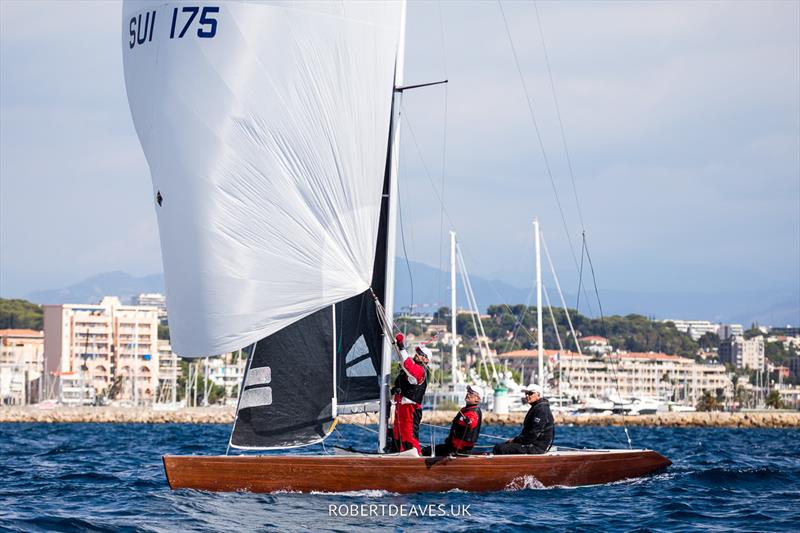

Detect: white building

[664,320,719,341]
[719,336,765,370]
[132,293,167,323]
[498,349,733,406]
[0,329,44,405]
[207,352,247,398]
[718,324,744,340]
[44,296,160,405]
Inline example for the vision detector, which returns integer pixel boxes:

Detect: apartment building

[719,336,765,370]
[43,296,160,404]
[0,329,44,404]
[498,349,732,405]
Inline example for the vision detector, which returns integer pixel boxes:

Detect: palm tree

[766,390,784,409]
[696,390,722,411]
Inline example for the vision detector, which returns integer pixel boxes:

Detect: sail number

[129,6,219,50]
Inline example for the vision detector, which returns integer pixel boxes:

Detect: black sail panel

[231,306,335,449]
[335,290,383,406]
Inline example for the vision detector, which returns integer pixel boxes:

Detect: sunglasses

[524,391,536,396]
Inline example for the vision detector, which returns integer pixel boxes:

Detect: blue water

[1,422,798,532]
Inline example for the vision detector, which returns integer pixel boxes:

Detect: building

[777,387,800,409]
[43,296,160,405]
[719,336,765,370]
[156,340,179,405]
[132,293,168,323]
[498,349,732,406]
[580,335,612,355]
[789,356,800,378]
[207,352,247,400]
[664,320,718,341]
[0,329,45,405]
[718,324,745,341]
[770,326,800,337]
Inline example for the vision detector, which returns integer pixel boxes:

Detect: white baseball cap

[415,345,433,359]
[521,384,543,395]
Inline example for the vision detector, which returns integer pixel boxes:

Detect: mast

[378,0,407,453]
[534,219,544,388]
[450,231,457,385]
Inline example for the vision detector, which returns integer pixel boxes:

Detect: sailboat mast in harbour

[534,218,544,388]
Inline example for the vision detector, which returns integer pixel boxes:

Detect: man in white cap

[422,384,483,456]
[492,383,554,455]
[390,333,430,454]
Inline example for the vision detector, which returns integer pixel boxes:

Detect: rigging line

[540,231,583,355]
[497,0,582,280]
[582,240,632,448]
[576,234,586,313]
[396,148,415,317]
[435,0,450,320]
[400,102,456,231]
[532,0,585,232]
[508,285,537,351]
[420,422,508,442]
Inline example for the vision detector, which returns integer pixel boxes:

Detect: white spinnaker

[122,1,403,356]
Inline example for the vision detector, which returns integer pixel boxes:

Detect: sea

[1,422,798,532]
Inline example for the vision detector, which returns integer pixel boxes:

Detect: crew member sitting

[492,384,554,455]
[422,384,483,457]
[391,333,430,454]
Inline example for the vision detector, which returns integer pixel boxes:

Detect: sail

[231,306,336,449]
[122,0,404,357]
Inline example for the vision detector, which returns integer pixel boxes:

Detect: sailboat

[122,0,670,492]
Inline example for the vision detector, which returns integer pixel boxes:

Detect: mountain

[26,263,798,326]
[27,271,165,305]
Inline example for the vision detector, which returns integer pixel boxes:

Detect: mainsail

[123,1,404,448]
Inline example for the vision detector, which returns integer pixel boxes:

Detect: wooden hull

[163,449,671,493]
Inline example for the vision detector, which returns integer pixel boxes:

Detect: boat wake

[504,475,545,491]
[308,489,399,497]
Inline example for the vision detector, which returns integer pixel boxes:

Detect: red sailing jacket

[447,404,482,451]
[394,351,427,405]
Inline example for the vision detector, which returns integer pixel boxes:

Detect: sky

[1,0,798,301]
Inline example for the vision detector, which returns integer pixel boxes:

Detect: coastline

[1,406,798,428]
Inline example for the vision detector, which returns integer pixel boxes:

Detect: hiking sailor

[492,384,554,455]
[391,333,430,454]
[422,384,483,456]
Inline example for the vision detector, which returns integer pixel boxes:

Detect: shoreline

[1,406,798,428]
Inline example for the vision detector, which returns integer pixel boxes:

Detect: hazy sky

[1,1,798,300]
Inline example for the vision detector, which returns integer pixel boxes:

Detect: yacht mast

[450,230,458,384]
[378,0,407,453]
[534,219,544,388]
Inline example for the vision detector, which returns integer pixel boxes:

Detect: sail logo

[128,6,219,50]
[345,336,377,377]
[239,365,272,409]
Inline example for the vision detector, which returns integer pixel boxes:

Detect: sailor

[492,384,554,455]
[391,333,430,454]
[422,384,483,456]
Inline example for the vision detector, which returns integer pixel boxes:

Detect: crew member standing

[422,384,483,456]
[391,333,429,454]
[492,384,554,454]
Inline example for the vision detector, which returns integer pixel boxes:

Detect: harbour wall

[1,406,799,428]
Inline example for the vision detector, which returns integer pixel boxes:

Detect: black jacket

[513,398,554,451]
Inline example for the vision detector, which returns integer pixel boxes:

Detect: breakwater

[2,406,798,428]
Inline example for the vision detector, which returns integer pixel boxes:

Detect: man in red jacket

[391,333,429,454]
[422,384,483,456]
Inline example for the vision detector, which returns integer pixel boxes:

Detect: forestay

[122,0,404,357]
